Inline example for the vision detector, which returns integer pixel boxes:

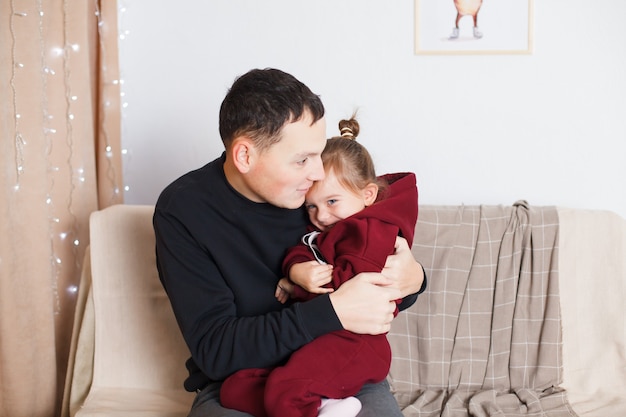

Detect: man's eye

[297,158,308,166]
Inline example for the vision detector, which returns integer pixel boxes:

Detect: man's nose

[308,157,325,182]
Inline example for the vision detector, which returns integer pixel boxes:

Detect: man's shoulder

[154,162,226,227]
[157,158,221,206]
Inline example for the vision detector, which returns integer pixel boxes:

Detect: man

[154,68,426,416]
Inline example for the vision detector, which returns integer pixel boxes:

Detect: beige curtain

[0,0,122,416]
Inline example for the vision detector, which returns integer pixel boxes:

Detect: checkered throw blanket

[388,202,578,417]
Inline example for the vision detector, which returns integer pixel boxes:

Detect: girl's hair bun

[337,117,360,140]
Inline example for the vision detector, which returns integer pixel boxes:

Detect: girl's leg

[220,368,271,417]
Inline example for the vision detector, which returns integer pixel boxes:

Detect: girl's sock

[317,397,362,417]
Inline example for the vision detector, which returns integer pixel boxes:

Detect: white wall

[118,0,626,219]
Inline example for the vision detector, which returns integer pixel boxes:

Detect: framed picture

[414,0,533,55]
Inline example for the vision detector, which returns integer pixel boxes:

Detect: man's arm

[329,236,425,334]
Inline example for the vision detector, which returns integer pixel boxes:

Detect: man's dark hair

[219,68,325,150]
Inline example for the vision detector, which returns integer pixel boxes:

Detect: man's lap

[188,379,402,417]
[354,379,403,417]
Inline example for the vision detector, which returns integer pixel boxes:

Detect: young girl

[220,116,424,417]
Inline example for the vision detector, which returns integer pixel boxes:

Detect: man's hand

[329,273,400,335]
[382,236,424,298]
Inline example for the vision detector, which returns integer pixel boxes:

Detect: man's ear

[231,139,254,174]
[363,183,379,206]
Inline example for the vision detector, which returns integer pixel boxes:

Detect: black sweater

[153,153,418,391]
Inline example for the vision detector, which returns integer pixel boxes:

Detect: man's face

[245,113,327,209]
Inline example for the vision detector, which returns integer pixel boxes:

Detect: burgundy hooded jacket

[220,172,423,417]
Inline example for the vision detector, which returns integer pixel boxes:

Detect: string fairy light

[58,0,83,312]
[9,0,26,189]
[6,0,128,314]
[35,0,64,314]
[95,0,126,204]
[117,0,132,198]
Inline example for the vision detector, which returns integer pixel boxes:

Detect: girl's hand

[275,278,294,304]
[289,261,334,294]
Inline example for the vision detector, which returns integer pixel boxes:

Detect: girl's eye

[305,204,316,211]
[327,199,337,206]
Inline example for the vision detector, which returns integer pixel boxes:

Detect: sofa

[62,203,626,417]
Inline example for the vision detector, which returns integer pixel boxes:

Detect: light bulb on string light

[77,167,86,183]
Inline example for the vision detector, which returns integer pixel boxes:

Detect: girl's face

[304,168,377,232]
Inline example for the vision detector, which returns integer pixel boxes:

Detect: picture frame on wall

[415,0,533,55]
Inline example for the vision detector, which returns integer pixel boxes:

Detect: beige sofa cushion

[557,208,626,416]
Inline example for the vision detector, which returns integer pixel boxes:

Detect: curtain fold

[0,0,122,416]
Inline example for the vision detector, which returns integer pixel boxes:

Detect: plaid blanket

[388,202,578,417]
